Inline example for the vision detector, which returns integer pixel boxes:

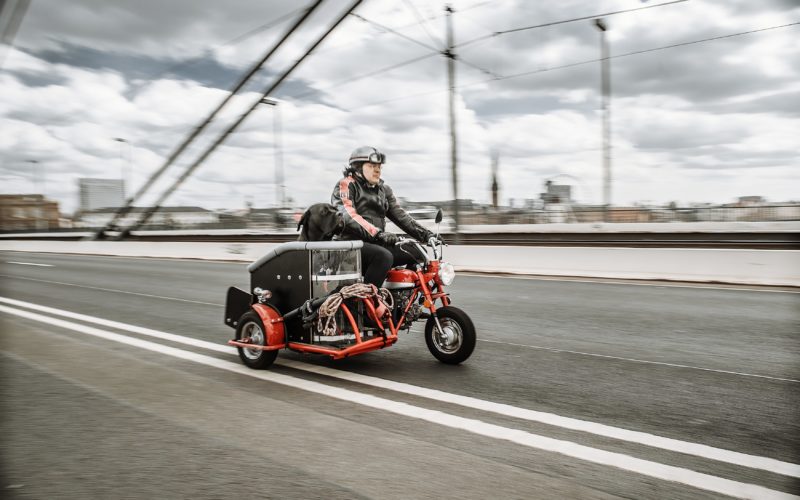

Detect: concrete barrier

[1,239,797,287]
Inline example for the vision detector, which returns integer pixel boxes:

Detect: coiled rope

[317,283,393,337]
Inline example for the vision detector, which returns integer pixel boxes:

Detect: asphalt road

[1,251,798,499]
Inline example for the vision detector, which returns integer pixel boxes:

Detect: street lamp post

[260,98,285,209]
[26,159,41,194]
[594,18,612,222]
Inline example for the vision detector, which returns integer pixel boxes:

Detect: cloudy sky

[1,0,798,214]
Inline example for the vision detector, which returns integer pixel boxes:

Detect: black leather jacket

[331,173,432,244]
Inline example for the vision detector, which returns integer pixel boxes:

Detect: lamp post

[113,137,131,198]
[594,18,612,222]
[26,159,41,193]
[260,98,285,208]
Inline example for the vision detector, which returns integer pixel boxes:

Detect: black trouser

[360,241,418,288]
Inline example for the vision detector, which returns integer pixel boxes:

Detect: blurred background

[0,0,798,235]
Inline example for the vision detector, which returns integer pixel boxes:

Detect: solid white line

[0,296,229,353]
[1,295,798,480]
[6,261,53,267]
[478,339,800,383]
[1,303,797,500]
[273,361,800,478]
[0,274,221,306]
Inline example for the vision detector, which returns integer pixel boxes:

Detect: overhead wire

[347,12,501,80]
[282,0,693,107]
[341,22,800,112]
[494,21,800,82]
[401,0,445,49]
[287,52,439,101]
[349,12,441,53]
[456,0,690,49]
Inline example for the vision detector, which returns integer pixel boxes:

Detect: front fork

[416,271,450,334]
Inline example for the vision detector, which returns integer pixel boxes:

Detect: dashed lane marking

[478,338,800,383]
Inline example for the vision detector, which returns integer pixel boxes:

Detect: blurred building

[540,180,572,204]
[733,196,766,206]
[0,194,60,231]
[78,178,124,212]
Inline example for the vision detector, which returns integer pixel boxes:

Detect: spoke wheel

[424,306,476,364]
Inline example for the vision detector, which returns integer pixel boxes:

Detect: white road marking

[0,275,221,306]
[6,261,53,267]
[1,295,798,481]
[478,338,800,383]
[1,303,797,500]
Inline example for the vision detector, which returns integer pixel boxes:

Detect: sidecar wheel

[236,311,278,369]
[424,306,476,364]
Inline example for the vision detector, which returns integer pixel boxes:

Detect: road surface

[1,252,798,499]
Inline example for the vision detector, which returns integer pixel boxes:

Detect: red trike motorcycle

[224,216,475,368]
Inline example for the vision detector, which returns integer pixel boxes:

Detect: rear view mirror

[435,209,443,224]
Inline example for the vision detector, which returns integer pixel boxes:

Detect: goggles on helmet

[349,146,386,166]
[366,151,386,164]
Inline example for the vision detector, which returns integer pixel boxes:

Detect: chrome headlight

[438,261,455,286]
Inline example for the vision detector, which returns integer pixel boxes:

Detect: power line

[350,12,441,53]
[288,52,439,101]
[308,0,505,58]
[352,11,500,80]
[344,22,799,111]
[457,54,503,79]
[456,0,690,49]
[302,1,693,98]
[224,6,308,47]
[495,21,800,82]
[401,0,445,49]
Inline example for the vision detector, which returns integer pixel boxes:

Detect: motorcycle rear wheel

[424,306,476,364]
[235,311,278,369]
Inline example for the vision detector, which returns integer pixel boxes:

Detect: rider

[332,146,440,288]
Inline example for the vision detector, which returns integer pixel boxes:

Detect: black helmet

[349,146,386,166]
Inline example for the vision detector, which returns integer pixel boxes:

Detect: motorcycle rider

[332,146,440,288]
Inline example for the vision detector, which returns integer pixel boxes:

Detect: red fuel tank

[383,268,416,289]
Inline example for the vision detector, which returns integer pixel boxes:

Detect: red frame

[228,260,451,359]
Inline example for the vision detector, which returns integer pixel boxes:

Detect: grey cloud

[677,154,797,170]
[27,42,249,93]
[630,125,748,151]
[5,68,68,88]
[708,90,800,117]
[465,91,592,119]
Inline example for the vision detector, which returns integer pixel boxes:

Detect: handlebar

[395,237,444,262]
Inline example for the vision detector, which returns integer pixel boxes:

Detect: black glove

[427,235,444,247]
[422,231,443,247]
[376,231,399,247]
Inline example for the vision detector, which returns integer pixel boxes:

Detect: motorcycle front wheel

[424,306,476,364]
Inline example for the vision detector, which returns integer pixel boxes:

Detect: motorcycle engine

[391,289,422,325]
